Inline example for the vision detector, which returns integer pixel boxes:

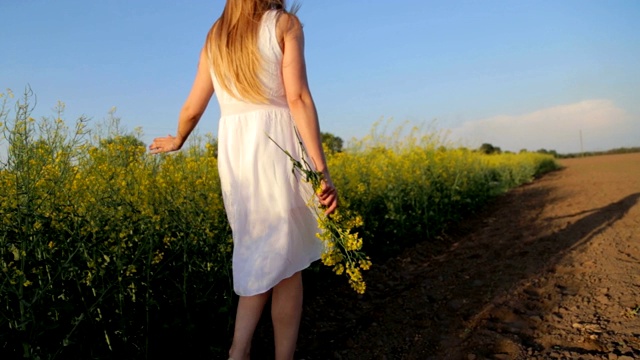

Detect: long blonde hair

[207,0,294,103]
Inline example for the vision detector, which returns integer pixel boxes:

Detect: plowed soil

[284,152,640,360]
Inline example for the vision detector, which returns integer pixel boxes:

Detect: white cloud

[448,100,639,154]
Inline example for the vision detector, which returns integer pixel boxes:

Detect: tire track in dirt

[291,152,640,360]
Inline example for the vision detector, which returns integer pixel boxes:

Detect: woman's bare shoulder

[276,12,303,51]
[276,12,303,38]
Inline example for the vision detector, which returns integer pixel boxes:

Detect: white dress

[211,10,322,296]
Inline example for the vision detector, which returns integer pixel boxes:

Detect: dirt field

[288,152,640,359]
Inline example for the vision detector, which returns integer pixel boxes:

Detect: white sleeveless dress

[211,10,322,296]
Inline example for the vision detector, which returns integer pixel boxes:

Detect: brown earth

[278,152,640,360]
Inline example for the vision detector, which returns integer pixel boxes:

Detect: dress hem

[233,256,321,297]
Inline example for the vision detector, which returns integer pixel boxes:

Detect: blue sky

[2,0,639,153]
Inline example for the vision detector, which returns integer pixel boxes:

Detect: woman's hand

[149,135,179,154]
[318,176,338,215]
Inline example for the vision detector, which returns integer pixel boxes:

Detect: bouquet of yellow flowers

[268,134,371,294]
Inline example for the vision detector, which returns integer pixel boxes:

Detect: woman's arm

[149,47,214,154]
[280,14,338,214]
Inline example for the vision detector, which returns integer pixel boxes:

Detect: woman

[149,1,337,359]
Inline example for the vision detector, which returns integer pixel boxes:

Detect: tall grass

[0,91,559,358]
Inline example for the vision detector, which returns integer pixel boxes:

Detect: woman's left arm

[150,47,214,154]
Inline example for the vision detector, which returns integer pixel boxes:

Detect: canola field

[0,92,558,358]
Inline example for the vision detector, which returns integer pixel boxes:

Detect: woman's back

[210,10,288,116]
[213,8,322,297]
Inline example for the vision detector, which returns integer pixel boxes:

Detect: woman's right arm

[149,47,214,154]
[280,13,338,215]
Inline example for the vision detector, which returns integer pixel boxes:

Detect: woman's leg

[271,272,303,360]
[229,291,271,360]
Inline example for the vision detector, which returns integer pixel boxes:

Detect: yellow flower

[10,245,20,261]
[359,258,372,271]
[333,263,344,275]
[125,265,136,277]
[152,250,164,265]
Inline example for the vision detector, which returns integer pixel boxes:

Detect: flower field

[0,91,558,358]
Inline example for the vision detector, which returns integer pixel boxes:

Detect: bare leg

[229,291,271,360]
[271,272,303,360]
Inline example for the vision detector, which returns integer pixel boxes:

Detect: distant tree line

[476,143,640,158]
[556,147,640,158]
